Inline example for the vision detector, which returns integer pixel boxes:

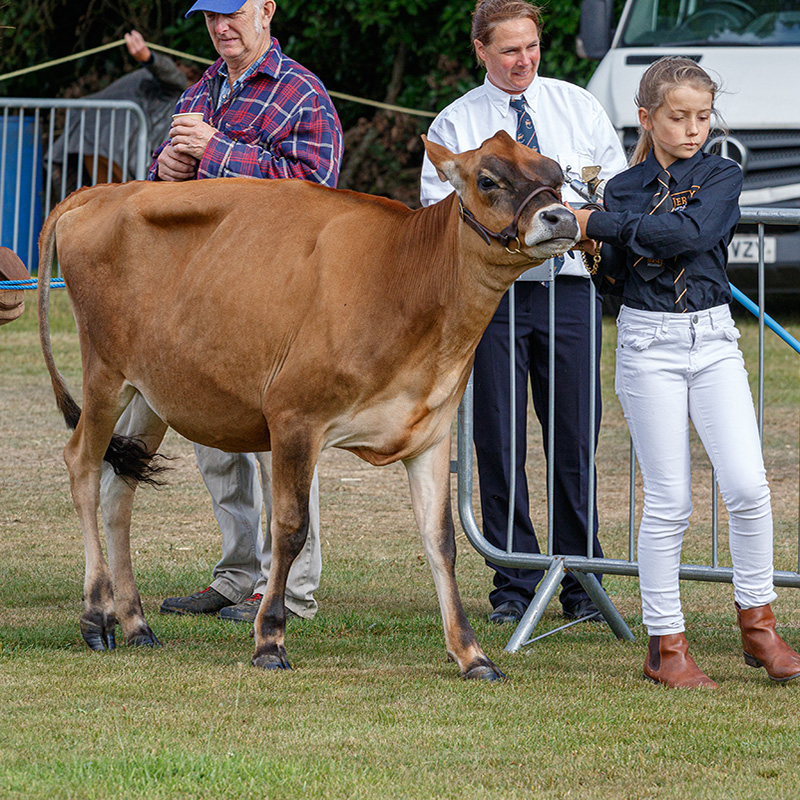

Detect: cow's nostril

[541,207,574,225]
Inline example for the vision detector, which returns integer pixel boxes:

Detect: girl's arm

[584,159,742,262]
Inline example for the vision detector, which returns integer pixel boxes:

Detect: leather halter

[457,184,563,252]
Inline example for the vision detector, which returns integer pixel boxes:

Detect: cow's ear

[422,135,461,186]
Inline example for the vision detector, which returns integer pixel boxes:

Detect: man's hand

[124,31,152,63]
[169,118,217,160]
[156,145,198,181]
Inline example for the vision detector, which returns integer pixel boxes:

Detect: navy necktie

[649,168,672,215]
[638,168,687,312]
[509,96,562,275]
[510,97,539,152]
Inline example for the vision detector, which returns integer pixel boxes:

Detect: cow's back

[53,179,463,456]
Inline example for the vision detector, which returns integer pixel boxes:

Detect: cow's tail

[37,200,169,487]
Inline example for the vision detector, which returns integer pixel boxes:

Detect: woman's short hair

[471,0,544,58]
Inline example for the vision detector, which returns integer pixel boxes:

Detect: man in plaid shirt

[109,0,343,624]
[151,0,341,186]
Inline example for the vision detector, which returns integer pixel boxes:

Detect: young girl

[575,57,800,688]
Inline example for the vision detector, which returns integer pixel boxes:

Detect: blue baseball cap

[185,0,247,18]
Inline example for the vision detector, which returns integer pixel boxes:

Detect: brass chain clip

[579,241,602,275]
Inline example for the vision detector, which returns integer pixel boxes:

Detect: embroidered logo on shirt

[671,184,701,211]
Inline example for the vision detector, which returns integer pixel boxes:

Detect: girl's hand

[566,201,596,241]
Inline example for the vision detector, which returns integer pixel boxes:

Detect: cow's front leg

[100,392,167,647]
[251,429,317,671]
[404,435,505,681]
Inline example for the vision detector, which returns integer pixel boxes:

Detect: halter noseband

[458,185,563,253]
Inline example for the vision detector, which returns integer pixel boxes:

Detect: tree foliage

[0,0,599,202]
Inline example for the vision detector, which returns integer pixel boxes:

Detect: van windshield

[620,0,800,46]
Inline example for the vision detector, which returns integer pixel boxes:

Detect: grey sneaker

[219,594,301,623]
[159,587,234,615]
[219,593,263,622]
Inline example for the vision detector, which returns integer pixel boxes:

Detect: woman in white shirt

[420,0,627,626]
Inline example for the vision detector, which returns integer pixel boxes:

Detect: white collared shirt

[420,74,628,278]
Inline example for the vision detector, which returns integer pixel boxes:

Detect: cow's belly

[324,387,462,466]
[133,383,271,453]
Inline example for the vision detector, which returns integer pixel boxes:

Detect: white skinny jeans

[615,304,776,636]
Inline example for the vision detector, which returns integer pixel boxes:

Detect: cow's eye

[477,176,497,191]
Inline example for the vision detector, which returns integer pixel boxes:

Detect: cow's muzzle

[458,185,563,253]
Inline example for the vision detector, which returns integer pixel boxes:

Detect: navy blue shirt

[586,149,742,313]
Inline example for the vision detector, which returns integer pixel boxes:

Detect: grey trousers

[101,393,321,619]
[194,445,321,618]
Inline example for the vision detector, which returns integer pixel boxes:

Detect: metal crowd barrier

[0,98,149,272]
[456,208,800,652]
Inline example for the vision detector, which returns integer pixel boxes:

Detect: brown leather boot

[643,633,719,689]
[736,602,800,683]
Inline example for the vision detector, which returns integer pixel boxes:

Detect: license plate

[728,235,776,264]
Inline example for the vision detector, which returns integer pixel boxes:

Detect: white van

[577,0,800,296]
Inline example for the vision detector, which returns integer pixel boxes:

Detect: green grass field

[1,291,799,799]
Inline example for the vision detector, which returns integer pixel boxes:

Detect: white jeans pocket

[721,320,742,341]
[617,326,658,351]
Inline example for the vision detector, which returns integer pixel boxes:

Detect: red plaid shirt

[149,38,343,187]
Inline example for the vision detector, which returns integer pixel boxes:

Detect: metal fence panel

[0,98,149,272]
[456,208,800,651]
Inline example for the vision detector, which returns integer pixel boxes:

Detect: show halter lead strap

[637,168,687,313]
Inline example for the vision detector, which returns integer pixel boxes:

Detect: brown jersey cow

[38,131,577,680]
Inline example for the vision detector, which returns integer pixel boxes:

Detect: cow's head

[423,130,578,262]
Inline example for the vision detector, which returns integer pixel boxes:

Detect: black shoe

[563,597,603,622]
[488,599,527,625]
[218,594,301,623]
[160,586,234,615]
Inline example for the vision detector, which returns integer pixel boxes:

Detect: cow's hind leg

[65,374,134,650]
[100,392,168,647]
[404,435,505,681]
[251,427,317,671]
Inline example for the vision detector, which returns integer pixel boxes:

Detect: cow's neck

[384,195,541,376]
[414,195,539,349]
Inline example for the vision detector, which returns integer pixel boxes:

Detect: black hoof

[252,652,292,671]
[80,615,117,651]
[462,662,506,682]
[127,628,162,648]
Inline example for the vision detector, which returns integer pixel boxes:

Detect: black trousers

[473,276,604,610]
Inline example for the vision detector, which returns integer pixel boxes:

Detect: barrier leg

[570,569,634,641]
[504,558,565,653]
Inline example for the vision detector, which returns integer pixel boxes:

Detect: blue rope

[730,283,800,356]
[3,278,797,356]
[0,278,66,289]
